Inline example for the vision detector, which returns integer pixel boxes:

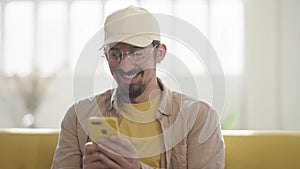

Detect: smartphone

[88,117,120,143]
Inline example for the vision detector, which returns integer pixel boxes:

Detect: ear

[155,44,167,63]
[104,47,109,60]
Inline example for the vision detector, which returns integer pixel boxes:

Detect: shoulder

[75,89,113,107]
[171,90,222,141]
[166,89,220,128]
[73,89,114,113]
[60,89,115,135]
[166,89,213,115]
[63,89,114,123]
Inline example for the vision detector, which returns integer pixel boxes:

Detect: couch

[0,128,300,169]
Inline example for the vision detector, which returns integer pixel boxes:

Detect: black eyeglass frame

[104,40,161,65]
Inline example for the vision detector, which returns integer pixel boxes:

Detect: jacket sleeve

[51,105,83,169]
[187,104,225,169]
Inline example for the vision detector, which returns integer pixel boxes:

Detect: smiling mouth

[116,69,143,82]
[123,71,139,79]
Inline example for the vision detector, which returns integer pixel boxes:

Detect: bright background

[0,0,299,130]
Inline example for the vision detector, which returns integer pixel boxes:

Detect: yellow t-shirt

[118,95,162,168]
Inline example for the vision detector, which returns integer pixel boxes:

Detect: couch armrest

[223,130,300,169]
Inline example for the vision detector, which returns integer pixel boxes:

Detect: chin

[117,82,146,99]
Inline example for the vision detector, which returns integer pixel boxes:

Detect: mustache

[115,68,143,76]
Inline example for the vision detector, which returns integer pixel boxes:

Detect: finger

[110,136,137,154]
[83,151,101,164]
[97,142,141,169]
[83,152,110,169]
[100,136,138,158]
[99,137,136,158]
[83,160,109,169]
[98,149,129,169]
[97,141,130,164]
[84,142,100,154]
[110,136,138,158]
[99,149,140,169]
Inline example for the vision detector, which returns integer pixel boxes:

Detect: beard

[117,76,147,98]
[114,65,156,99]
[115,68,146,99]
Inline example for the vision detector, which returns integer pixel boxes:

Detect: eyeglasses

[107,45,157,65]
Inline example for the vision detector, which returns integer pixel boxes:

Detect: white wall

[244,0,300,129]
[280,0,300,130]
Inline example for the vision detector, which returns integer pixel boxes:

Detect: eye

[109,50,122,59]
[130,49,146,58]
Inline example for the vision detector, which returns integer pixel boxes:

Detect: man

[52,6,224,169]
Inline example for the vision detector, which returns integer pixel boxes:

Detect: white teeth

[123,73,138,79]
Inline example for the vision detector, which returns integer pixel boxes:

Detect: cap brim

[102,33,159,48]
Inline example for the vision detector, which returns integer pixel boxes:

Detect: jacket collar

[109,78,173,116]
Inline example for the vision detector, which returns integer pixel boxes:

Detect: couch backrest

[1,129,300,169]
[0,128,59,169]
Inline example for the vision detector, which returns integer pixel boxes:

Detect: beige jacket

[52,79,225,169]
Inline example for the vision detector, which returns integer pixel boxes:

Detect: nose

[118,53,135,72]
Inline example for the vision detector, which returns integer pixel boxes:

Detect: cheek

[140,60,156,70]
[142,68,156,80]
[139,61,156,78]
[108,64,117,76]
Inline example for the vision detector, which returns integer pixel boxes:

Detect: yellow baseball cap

[103,6,160,47]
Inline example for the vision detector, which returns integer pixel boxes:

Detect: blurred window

[0,0,244,76]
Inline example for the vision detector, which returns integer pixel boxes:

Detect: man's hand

[83,136,141,169]
[83,142,110,169]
